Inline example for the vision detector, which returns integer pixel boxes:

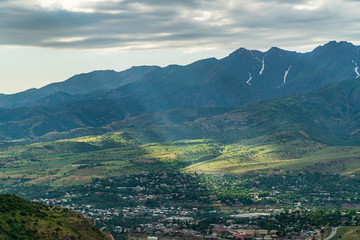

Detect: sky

[1,0,360,94]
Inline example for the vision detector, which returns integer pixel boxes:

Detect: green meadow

[1,130,360,192]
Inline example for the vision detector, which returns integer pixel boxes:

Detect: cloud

[0,0,360,51]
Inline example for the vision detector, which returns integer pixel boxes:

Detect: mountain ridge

[1,41,360,110]
[86,41,359,111]
[0,66,159,108]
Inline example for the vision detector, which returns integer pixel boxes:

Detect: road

[324,226,340,240]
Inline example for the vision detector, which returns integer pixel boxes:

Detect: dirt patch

[298,131,310,138]
[345,168,360,175]
[350,128,360,136]
[145,154,177,160]
[162,154,177,160]
[71,164,88,167]
[48,165,64,168]
[22,175,40,179]
[0,174,24,179]
[35,175,59,180]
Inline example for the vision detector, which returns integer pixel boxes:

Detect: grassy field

[0,131,360,191]
[184,133,360,175]
[333,226,360,240]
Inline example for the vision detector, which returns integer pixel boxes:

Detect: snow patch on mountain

[259,58,265,76]
[246,72,252,85]
[250,52,265,76]
[352,60,360,78]
[283,66,291,84]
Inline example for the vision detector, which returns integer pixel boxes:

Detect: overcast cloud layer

[1,0,360,51]
[2,0,360,94]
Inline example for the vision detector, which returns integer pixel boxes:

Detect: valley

[1,41,360,239]
[2,0,360,237]
[1,130,360,238]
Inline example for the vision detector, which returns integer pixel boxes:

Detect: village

[32,171,360,239]
[33,197,329,239]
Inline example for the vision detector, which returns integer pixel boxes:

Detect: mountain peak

[228,47,253,59]
[231,47,250,54]
[269,46,282,51]
[266,46,288,55]
[313,40,355,53]
[325,40,353,47]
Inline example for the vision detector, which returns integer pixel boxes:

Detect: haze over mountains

[1,41,360,143]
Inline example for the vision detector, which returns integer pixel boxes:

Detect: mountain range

[1,41,360,144]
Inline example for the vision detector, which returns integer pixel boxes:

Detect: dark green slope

[1,63,360,143]
[0,194,110,240]
[0,100,234,140]
[101,77,360,145]
[178,77,360,145]
[0,99,146,139]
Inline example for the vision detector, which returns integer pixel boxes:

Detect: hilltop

[0,194,110,240]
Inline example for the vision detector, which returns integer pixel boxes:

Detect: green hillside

[332,227,360,240]
[0,194,110,240]
[1,130,360,200]
[125,77,360,145]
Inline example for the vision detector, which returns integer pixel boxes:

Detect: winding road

[324,227,340,240]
